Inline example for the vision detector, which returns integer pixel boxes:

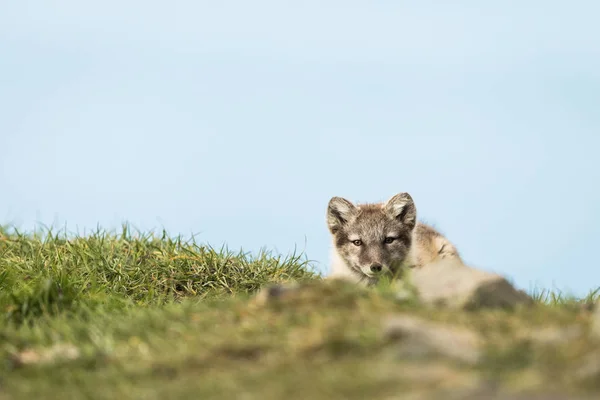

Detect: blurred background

[1,1,598,296]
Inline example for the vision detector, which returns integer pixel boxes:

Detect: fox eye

[351,239,362,246]
[384,237,396,244]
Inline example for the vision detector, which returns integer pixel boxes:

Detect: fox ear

[327,197,357,234]
[384,192,417,229]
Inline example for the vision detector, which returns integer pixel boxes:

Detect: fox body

[326,192,462,285]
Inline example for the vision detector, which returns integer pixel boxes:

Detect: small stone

[252,282,301,306]
[590,300,600,338]
[11,343,80,367]
[406,260,533,310]
[394,284,417,302]
[383,315,483,365]
[572,350,600,383]
[520,325,583,346]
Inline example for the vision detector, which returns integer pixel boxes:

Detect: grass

[1,225,600,399]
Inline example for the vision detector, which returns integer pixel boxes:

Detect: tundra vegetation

[1,225,600,400]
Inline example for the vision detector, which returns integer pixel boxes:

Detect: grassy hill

[1,226,599,399]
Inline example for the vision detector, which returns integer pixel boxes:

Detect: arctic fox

[326,192,463,285]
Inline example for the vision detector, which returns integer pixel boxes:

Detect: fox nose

[370,264,383,273]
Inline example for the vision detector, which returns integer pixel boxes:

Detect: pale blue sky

[1,1,599,296]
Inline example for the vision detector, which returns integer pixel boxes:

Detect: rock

[383,315,483,365]
[402,259,533,310]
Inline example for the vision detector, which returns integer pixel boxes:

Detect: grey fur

[327,192,462,285]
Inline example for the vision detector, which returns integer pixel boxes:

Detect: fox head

[327,192,417,281]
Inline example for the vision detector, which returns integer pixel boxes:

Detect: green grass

[0,225,316,323]
[1,225,600,400]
